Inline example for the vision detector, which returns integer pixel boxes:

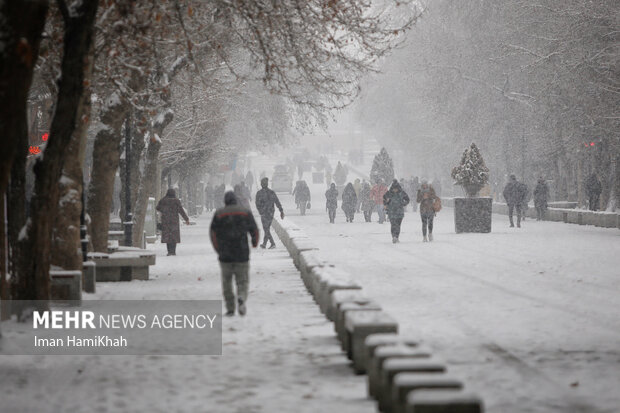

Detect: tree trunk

[19,0,98,301]
[86,94,129,252]
[51,41,94,270]
[119,112,145,222]
[132,110,173,247]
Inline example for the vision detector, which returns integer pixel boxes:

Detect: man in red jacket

[210,192,259,316]
[370,179,388,224]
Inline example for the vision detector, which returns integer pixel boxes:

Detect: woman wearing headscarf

[341,182,358,223]
[325,183,339,223]
[156,188,190,255]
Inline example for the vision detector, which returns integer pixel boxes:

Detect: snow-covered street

[276,180,620,413]
[0,214,375,413]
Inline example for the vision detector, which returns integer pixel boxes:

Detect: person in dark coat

[360,181,374,222]
[156,188,190,256]
[503,174,528,227]
[533,178,549,221]
[292,180,311,216]
[210,191,259,316]
[417,181,437,242]
[585,173,602,211]
[255,177,284,249]
[341,182,358,223]
[383,180,410,243]
[325,183,339,223]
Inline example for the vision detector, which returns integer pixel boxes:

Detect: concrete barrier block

[337,301,382,351]
[345,311,398,373]
[379,358,446,412]
[290,237,319,268]
[82,261,96,293]
[299,251,325,290]
[583,211,598,226]
[392,374,463,413]
[319,275,361,315]
[405,389,484,413]
[50,270,82,303]
[368,344,431,399]
[328,289,369,322]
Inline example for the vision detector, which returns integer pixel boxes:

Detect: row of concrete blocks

[271,218,484,412]
[442,198,619,229]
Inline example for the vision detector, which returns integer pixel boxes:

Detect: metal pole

[124,116,133,248]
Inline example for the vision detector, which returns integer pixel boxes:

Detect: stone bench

[88,247,156,282]
[338,301,382,352]
[82,261,96,293]
[405,389,484,413]
[368,344,431,398]
[345,310,398,373]
[392,374,463,413]
[379,358,446,412]
[50,269,82,303]
[328,289,369,322]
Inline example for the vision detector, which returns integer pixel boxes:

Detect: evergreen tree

[451,142,489,196]
[370,147,394,184]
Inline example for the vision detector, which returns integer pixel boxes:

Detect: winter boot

[428,233,433,242]
[268,243,276,249]
[260,243,266,249]
[392,237,398,243]
[423,235,428,242]
[225,310,235,317]
[238,299,247,316]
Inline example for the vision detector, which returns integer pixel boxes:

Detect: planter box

[454,197,492,233]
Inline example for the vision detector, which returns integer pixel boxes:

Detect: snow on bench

[318,269,362,315]
[50,269,82,303]
[337,301,382,353]
[328,288,369,322]
[379,358,446,412]
[345,310,398,373]
[88,246,156,282]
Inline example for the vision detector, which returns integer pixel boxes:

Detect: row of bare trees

[355,0,619,208]
[0,0,420,309]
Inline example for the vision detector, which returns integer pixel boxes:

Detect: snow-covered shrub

[451,142,489,197]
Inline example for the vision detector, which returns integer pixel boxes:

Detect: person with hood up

[156,188,190,256]
[383,180,410,243]
[210,192,259,316]
[416,181,438,242]
[325,183,339,223]
[292,180,311,216]
[360,180,374,222]
[255,177,284,249]
[503,174,528,228]
[370,179,389,224]
[533,177,549,221]
[342,182,358,223]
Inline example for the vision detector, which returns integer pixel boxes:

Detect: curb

[271,217,485,412]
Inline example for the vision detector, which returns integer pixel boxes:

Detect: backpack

[433,197,442,212]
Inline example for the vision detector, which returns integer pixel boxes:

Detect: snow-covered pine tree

[451,142,489,196]
[370,147,394,184]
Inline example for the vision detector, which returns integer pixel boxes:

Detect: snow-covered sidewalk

[0,214,375,413]
[278,182,620,413]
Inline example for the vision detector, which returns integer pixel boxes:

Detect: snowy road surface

[0,214,375,413]
[277,180,620,413]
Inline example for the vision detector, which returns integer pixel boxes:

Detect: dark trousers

[508,203,522,226]
[390,216,403,239]
[421,213,434,236]
[328,207,336,223]
[166,242,177,255]
[260,215,275,246]
[589,195,600,211]
[219,261,249,313]
[535,205,546,220]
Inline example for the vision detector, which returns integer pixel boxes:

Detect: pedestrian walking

[342,182,358,222]
[156,188,190,256]
[416,181,438,242]
[370,179,388,224]
[360,181,374,222]
[353,178,362,213]
[383,180,410,243]
[255,177,284,249]
[210,191,259,317]
[292,180,311,216]
[585,173,602,211]
[503,174,528,228]
[533,178,549,221]
[325,183,339,223]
